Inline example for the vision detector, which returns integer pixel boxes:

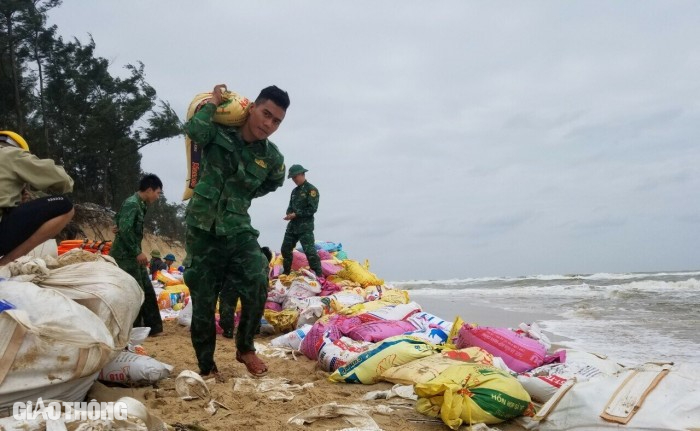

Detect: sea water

[393,271,700,366]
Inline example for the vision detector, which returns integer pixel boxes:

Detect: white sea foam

[402,271,700,365]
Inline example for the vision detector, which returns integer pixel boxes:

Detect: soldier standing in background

[110,174,164,336]
[183,83,289,377]
[281,164,323,278]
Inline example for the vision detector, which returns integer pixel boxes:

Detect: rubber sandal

[236,351,268,377]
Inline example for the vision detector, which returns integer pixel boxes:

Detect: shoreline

[411,293,572,343]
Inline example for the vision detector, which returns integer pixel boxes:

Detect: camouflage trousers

[183,225,268,375]
[281,226,322,276]
[113,256,163,335]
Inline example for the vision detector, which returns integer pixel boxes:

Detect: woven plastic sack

[317,336,373,372]
[415,363,532,428]
[517,349,623,403]
[183,90,250,200]
[329,335,434,384]
[300,321,341,360]
[456,325,546,373]
[346,320,418,343]
[336,259,384,287]
[382,347,494,385]
[263,309,299,334]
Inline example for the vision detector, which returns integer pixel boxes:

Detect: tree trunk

[6,12,24,134]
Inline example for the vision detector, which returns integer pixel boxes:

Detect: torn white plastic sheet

[233,376,313,401]
[362,384,417,401]
[287,402,393,430]
[176,370,211,401]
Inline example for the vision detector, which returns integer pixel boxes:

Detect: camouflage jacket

[184,103,285,236]
[287,180,319,232]
[110,193,146,259]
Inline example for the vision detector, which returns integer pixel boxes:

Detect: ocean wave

[391,270,700,286]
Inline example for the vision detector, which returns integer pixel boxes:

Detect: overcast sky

[49,1,700,280]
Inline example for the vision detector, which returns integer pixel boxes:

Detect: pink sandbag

[321,260,342,277]
[320,279,342,296]
[300,321,341,360]
[271,264,283,278]
[456,325,547,373]
[291,250,309,270]
[317,249,333,260]
[346,320,418,343]
[328,314,364,334]
[265,301,282,312]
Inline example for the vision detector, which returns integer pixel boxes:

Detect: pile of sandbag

[260,240,700,430]
[57,239,112,255]
[0,255,143,410]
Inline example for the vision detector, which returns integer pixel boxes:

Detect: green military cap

[150,250,161,258]
[288,164,308,178]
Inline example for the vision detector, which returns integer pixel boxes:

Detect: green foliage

[144,195,187,243]
[0,0,186,238]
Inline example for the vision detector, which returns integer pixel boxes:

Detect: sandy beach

[116,300,538,431]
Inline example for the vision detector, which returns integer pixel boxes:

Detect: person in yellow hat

[0,131,74,266]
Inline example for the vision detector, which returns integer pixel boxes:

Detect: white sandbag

[518,349,624,403]
[406,317,450,344]
[286,276,322,302]
[283,295,324,312]
[317,336,373,372]
[328,291,366,308]
[271,324,313,350]
[99,351,173,384]
[0,259,142,410]
[518,322,552,350]
[267,279,288,304]
[129,327,151,346]
[33,261,144,348]
[178,299,193,327]
[411,311,453,332]
[26,239,58,260]
[366,301,422,321]
[0,280,117,410]
[535,363,700,430]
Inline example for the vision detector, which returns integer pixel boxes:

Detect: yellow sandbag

[165,284,190,297]
[329,335,435,384]
[379,288,410,304]
[445,316,465,349]
[183,90,251,200]
[381,347,494,385]
[263,309,298,333]
[156,271,180,286]
[327,277,362,290]
[335,299,397,316]
[157,291,172,310]
[415,363,531,428]
[336,259,384,287]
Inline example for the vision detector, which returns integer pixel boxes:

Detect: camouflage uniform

[183,102,285,375]
[110,193,163,335]
[281,180,322,276]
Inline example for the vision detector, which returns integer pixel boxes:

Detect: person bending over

[0,131,74,266]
